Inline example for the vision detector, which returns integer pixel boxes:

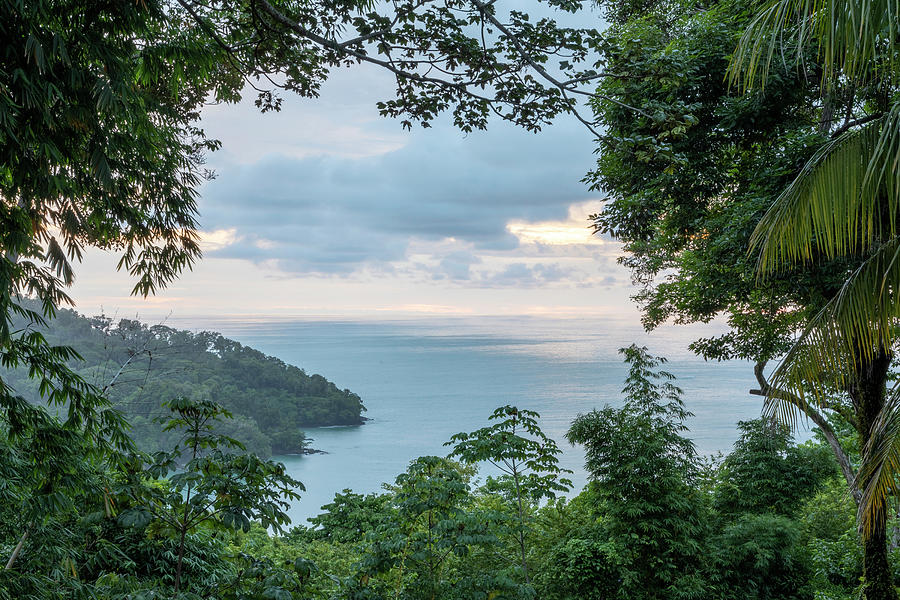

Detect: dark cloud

[198,116,600,275]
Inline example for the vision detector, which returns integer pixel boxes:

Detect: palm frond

[729,0,900,90]
[751,106,900,274]
[763,236,900,412]
[857,382,900,537]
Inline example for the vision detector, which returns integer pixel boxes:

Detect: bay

[171,315,812,526]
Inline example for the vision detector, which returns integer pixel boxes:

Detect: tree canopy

[584,0,899,594]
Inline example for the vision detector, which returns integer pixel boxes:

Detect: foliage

[581,0,863,534]
[179,357,863,600]
[0,391,866,600]
[540,519,618,600]
[0,395,125,598]
[565,345,709,599]
[709,513,813,600]
[726,0,900,588]
[447,405,572,584]
[793,473,862,596]
[353,455,523,600]
[121,397,303,593]
[2,0,222,545]
[5,2,899,596]
[800,478,860,546]
[447,406,573,503]
[714,419,834,517]
[587,0,828,363]
[301,489,392,544]
[0,396,306,599]
[232,522,367,600]
[585,0,898,591]
[729,0,900,90]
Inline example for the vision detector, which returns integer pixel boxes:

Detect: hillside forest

[2,302,366,456]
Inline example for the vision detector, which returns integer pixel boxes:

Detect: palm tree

[730,0,900,597]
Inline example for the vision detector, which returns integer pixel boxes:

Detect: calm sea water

[171,315,810,525]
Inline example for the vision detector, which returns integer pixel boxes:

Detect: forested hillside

[3,303,365,456]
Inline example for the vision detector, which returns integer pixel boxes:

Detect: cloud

[198,228,238,252]
[201,67,406,163]
[598,275,619,286]
[434,251,483,281]
[478,262,577,288]
[70,29,640,317]
[506,201,605,246]
[198,117,601,277]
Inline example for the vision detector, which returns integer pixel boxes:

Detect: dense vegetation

[0,345,866,599]
[586,0,900,591]
[3,303,365,456]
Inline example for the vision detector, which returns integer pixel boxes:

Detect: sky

[69,57,638,322]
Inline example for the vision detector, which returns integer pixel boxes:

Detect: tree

[727,0,900,595]
[584,0,898,593]
[584,0,859,483]
[353,455,515,600]
[0,397,112,598]
[1,5,234,569]
[446,405,572,586]
[302,489,391,544]
[119,397,302,594]
[565,345,709,599]
[709,514,813,600]
[713,419,832,517]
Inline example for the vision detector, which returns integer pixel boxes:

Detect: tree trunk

[4,528,29,570]
[174,526,187,593]
[864,516,897,600]
[511,464,531,585]
[852,350,898,600]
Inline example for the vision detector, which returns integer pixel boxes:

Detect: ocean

[173,315,810,526]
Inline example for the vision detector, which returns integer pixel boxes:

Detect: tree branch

[750,361,859,502]
[467,0,650,117]
[178,0,271,95]
[249,0,635,134]
[255,0,498,99]
[831,112,883,139]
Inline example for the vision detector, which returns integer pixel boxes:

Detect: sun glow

[198,228,238,252]
[506,201,604,246]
